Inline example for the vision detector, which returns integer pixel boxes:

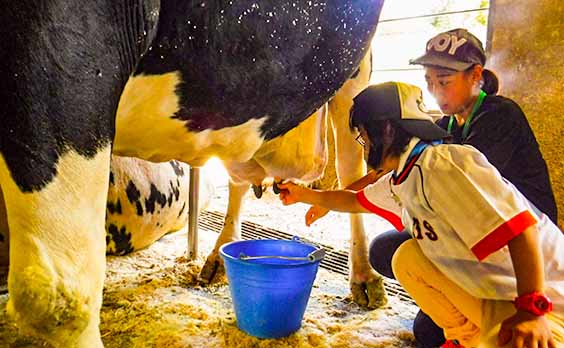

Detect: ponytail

[481,69,499,95]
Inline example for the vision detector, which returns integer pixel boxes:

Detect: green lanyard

[447,90,486,140]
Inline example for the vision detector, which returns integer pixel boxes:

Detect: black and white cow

[199,51,388,309]
[0,1,383,346]
[105,156,213,255]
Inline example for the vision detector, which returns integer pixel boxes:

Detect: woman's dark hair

[350,106,412,168]
[465,66,499,95]
[481,68,499,95]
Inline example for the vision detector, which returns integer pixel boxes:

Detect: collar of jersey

[392,138,442,185]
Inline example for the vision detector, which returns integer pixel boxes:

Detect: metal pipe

[188,166,200,260]
[378,7,488,23]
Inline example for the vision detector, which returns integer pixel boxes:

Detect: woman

[413,28,556,223]
[279,81,563,348]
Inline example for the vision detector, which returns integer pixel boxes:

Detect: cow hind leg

[330,93,388,310]
[0,148,111,347]
[199,181,249,284]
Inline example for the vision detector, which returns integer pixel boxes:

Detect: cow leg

[199,180,249,283]
[329,95,388,309]
[0,148,111,347]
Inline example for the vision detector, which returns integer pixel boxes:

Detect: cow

[199,51,388,309]
[105,156,213,255]
[0,1,383,346]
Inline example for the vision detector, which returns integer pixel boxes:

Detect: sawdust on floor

[0,228,416,348]
[0,173,416,348]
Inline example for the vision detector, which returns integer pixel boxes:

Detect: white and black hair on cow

[349,105,412,169]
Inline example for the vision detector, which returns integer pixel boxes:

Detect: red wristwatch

[513,292,553,316]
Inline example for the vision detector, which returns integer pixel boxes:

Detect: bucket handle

[238,248,325,263]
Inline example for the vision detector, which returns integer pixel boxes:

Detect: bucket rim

[219,239,323,267]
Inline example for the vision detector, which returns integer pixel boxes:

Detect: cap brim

[399,119,448,141]
[409,53,473,72]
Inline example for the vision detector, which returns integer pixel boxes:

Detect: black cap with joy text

[352,82,448,141]
[409,28,486,71]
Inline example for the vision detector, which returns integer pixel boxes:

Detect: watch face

[515,293,553,316]
[534,297,550,311]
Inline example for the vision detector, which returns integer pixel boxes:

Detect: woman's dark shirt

[436,95,558,223]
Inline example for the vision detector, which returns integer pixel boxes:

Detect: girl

[279,81,563,348]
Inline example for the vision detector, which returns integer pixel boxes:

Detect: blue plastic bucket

[220,238,325,339]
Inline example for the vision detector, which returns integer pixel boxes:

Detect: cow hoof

[198,258,218,284]
[199,255,226,284]
[350,277,388,309]
[251,184,263,199]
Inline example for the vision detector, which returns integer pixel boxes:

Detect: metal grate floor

[0,211,416,305]
[199,210,415,305]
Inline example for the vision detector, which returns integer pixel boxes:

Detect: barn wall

[487,0,564,228]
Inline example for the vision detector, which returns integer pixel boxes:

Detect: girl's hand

[497,310,556,348]
[305,205,329,226]
[277,182,303,205]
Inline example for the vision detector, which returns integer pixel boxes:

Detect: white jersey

[359,137,564,313]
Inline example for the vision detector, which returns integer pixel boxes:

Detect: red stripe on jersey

[356,190,404,231]
[471,211,537,261]
[393,154,422,185]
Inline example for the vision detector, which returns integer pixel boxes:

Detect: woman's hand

[497,310,556,348]
[305,205,329,226]
[277,182,304,205]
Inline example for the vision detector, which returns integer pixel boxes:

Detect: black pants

[369,230,446,348]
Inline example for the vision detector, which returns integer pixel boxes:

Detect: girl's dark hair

[350,106,412,167]
[481,68,499,95]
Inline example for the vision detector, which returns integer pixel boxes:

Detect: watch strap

[513,291,553,316]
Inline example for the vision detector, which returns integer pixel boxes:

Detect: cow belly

[105,156,214,255]
[113,72,267,166]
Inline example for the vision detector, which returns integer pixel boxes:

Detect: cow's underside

[198,51,388,309]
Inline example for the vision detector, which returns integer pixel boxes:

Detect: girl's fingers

[279,191,293,205]
[305,211,314,226]
[512,334,525,348]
